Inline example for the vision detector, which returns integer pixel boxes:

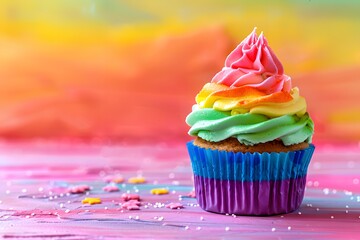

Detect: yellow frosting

[196,83,306,118]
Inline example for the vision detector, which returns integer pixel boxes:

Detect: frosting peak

[225,28,283,75]
[212,28,291,94]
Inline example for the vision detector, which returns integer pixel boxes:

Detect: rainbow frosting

[186,29,315,215]
[186,28,314,146]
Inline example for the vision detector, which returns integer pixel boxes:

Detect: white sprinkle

[331,216,334,219]
[185,226,189,230]
[158,216,164,221]
[346,205,349,208]
[313,181,319,187]
[307,181,313,187]
[135,216,139,220]
[344,191,353,196]
[129,216,132,219]
[196,227,201,230]
[172,181,180,185]
[200,216,204,221]
[332,189,337,194]
[225,227,230,231]
[346,210,349,213]
[67,200,71,204]
[135,189,139,193]
[5,190,10,194]
[0,200,2,204]
[65,209,70,213]
[31,213,35,216]
[21,189,27,193]
[316,208,320,211]
[323,188,330,195]
[26,215,30,218]
[271,227,276,232]
[298,211,302,215]
[104,207,108,210]
[59,203,65,208]
[288,226,292,230]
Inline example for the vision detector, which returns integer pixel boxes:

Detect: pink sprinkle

[67,185,90,194]
[103,175,125,184]
[122,200,141,210]
[121,193,140,201]
[102,185,120,192]
[187,190,196,198]
[166,202,184,209]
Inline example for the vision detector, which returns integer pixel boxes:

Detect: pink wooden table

[0,141,359,239]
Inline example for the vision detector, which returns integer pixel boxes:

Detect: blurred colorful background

[0,0,359,144]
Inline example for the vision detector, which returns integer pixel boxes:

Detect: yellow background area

[0,1,359,143]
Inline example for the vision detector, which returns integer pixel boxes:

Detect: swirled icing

[186,28,314,146]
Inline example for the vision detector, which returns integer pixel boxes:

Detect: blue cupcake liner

[187,141,315,181]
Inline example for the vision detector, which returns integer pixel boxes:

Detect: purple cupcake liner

[194,175,306,215]
[187,141,315,215]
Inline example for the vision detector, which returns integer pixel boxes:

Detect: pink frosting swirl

[211,28,291,94]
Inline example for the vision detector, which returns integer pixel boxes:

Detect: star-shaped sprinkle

[151,188,169,195]
[102,185,120,192]
[122,200,141,210]
[128,176,146,184]
[166,202,184,209]
[121,193,140,201]
[82,197,101,205]
[67,185,90,194]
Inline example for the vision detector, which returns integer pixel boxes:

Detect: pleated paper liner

[187,141,315,215]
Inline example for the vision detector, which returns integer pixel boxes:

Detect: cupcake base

[187,141,315,216]
[194,175,306,216]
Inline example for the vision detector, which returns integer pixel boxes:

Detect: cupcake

[186,28,315,216]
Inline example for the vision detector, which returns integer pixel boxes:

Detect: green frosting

[186,108,314,146]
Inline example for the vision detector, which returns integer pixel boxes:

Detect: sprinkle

[103,175,125,184]
[271,228,276,232]
[298,211,302,215]
[323,188,330,195]
[122,200,141,210]
[196,227,201,230]
[168,173,175,179]
[313,181,319,187]
[59,203,65,208]
[184,226,189,230]
[288,226,292,230]
[102,185,120,192]
[331,216,334,219]
[225,227,230,231]
[128,177,146,184]
[82,197,102,205]
[65,209,70,213]
[187,190,196,198]
[166,202,184,209]
[68,185,90,194]
[151,188,169,195]
[200,216,204,221]
[121,193,140,201]
[21,189,27,193]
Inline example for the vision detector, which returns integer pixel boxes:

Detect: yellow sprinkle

[128,177,146,184]
[151,188,169,195]
[82,197,102,205]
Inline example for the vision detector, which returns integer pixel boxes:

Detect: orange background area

[0,1,359,144]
